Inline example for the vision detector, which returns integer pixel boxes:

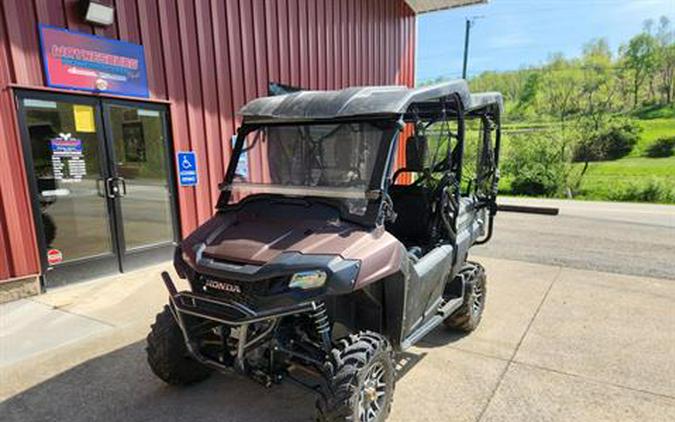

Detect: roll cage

[217,81,502,241]
[394,92,502,247]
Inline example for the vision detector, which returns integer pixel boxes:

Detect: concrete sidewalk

[1,258,674,421]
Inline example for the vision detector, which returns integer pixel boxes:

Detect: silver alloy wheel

[358,361,387,422]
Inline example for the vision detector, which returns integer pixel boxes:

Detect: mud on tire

[317,331,395,422]
[146,305,213,385]
[444,261,487,332]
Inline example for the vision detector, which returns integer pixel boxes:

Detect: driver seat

[386,184,434,250]
[385,134,434,251]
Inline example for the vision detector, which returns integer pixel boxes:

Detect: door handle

[117,177,127,197]
[105,177,118,198]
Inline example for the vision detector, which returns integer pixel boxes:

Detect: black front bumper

[162,271,325,378]
[161,271,318,326]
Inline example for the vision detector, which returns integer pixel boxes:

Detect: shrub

[602,121,640,159]
[645,136,675,158]
[510,173,557,196]
[632,104,675,120]
[502,132,569,196]
[573,118,640,162]
[607,179,675,203]
[573,140,602,162]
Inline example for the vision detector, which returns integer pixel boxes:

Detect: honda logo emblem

[204,280,241,293]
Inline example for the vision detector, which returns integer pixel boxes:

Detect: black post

[462,18,471,79]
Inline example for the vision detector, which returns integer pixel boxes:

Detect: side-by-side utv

[147,81,502,421]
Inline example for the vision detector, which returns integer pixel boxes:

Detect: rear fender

[455,200,487,263]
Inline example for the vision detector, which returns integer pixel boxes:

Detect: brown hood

[203,212,377,263]
[198,202,403,287]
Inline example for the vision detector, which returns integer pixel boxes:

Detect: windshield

[223,122,393,216]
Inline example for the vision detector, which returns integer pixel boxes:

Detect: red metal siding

[211,0,235,177]
[157,0,199,235]
[0,0,416,282]
[0,1,41,279]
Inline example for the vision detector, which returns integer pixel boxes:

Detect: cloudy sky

[416,0,674,83]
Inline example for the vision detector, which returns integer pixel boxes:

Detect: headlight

[289,270,327,290]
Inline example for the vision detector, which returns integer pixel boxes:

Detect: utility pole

[462,16,483,79]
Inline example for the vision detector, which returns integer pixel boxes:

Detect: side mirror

[405,135,427,171]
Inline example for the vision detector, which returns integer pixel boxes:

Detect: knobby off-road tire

[146,305,213,385]
[444,261,487,332]
[317,331,395,422]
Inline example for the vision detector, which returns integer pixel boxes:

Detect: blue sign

[177,152,198,187]
[39,24,149,97]
[50,137,82,153]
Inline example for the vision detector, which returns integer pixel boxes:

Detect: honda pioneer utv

[147,81,502,421]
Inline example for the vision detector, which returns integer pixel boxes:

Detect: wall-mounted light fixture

[80,0,115,26]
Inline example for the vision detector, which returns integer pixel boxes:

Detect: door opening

[16,91,178,288]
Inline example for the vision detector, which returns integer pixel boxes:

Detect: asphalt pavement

[474,197,675,280]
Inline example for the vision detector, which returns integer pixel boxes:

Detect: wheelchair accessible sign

[177,151,198,187]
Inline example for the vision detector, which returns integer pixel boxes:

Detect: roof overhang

[405,0,487,14]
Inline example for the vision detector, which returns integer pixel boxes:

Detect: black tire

[317,331,395,422]
[146,305,213,385]
[444,261,487,332]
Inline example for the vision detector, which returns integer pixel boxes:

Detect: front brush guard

[161,271,318,326]
[160,271,319,374]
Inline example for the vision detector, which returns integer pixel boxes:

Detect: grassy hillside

[429,108,673,203]
[497,112,675,203]
[574,156,674,202]
[459,24,674,204]
[573,113,675,203]
[632,118,675,157]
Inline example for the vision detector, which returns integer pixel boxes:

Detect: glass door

[102,100,177,271]
[17,91,177,287]
[18,93,119,286]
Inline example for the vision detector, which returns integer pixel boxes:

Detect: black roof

[239,80,503,123]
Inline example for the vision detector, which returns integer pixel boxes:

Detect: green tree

[655,16,674,104]
[516,71,541,113]
[502,131,569,197]
[620,32,659,107]
[579,38,618,130]
[539,54,580,130]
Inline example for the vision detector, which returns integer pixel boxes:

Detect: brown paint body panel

[0,0,416,283]
[194,204,403,288]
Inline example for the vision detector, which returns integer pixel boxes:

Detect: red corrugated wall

[0,0,416,282]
